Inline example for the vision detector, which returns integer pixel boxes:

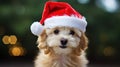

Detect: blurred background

[0,0,120,67]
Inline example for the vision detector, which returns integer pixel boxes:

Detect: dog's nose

[60,38,68,45]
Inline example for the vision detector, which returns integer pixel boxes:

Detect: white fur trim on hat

[30,22,44,36]
[44,16,87,32]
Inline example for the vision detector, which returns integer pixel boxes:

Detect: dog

[34,26,88,67]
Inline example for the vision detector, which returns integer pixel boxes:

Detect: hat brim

[44,16,87,32]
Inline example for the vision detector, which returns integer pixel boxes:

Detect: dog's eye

[54,29,59,35]
[69,30,75,35]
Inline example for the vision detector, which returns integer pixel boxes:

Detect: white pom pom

[30,22,44,36]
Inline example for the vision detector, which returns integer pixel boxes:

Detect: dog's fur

[35,27,88,67]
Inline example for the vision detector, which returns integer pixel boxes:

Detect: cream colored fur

[34,27,88,67]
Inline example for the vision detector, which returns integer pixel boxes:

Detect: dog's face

[37,27,88,55]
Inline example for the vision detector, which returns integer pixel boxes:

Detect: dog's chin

[53,46,72,55]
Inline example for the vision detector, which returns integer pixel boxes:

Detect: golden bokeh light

[103,46,115,56]
[2,35,17,45]
[9,35,17,44]
[9,46,25,56]
[2,35,10,44]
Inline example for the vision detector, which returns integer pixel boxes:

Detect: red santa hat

[30,1,87,36]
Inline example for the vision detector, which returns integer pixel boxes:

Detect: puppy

[34,27,88,67]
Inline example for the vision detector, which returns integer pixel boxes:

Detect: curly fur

[34,27,88,67]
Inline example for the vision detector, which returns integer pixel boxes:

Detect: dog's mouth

[59,45,67,49]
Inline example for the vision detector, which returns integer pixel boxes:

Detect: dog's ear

[74,32,88,56]
[37,29,47,49]
[79,33,88,50]
[37,30,52,54]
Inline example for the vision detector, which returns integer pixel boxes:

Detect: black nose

[60,38,68,45]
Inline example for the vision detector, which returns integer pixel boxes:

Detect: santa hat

[30,1,87,36]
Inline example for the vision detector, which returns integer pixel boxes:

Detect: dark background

[0,0,120,67]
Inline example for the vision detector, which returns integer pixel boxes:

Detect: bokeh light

[2,35,17,45]
[2,35,10,44]
[9,35,17,45]
[103,46,115,56]
[96,0,119,13]
[9,46,25,56]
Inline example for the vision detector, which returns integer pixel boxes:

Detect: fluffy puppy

[35,27,88,67]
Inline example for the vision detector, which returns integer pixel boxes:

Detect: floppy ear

[37,29,47,49]
[79,33,88,50]
[73,32,88,56]
[37,29,52,54]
